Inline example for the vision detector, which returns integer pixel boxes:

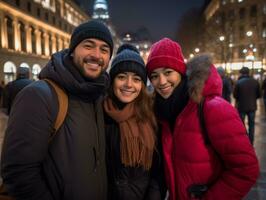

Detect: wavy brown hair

[134,83,158,132]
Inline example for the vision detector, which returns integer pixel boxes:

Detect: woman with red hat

[146,38,259,200]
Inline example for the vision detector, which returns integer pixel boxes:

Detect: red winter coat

[160,55,259,200]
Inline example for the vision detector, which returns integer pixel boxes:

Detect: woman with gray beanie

[104,44,166,200]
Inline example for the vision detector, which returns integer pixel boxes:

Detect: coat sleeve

[1,82,55,200]
[2,83,11,115]
[203,98,259,200]
[233,83,239,100]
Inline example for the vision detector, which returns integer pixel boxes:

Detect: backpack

[0,79,68,200]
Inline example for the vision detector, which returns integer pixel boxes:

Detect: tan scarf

[104,98,155,170]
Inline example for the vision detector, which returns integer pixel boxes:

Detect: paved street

[244,100,266,200]
[0,101,265,199]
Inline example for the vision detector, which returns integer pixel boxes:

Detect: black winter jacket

[1,50,109,200]
[233,75,261,112]
[2,78,34,114]
[104,113,166,200]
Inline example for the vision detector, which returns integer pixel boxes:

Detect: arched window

[3,61,16,83]
[32,64,41,80]
[6,16,14,50]
[20,62,30,68]
[19,21,27,52]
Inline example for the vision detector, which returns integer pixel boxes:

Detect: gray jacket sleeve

[1,81,56,200]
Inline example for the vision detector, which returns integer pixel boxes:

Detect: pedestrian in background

[217,66,232,103]
[1,20,113,200]
[0,80,5,107]
[104,43,165,200]
[146,38,259,200]
[262,75,266,116]
[233,66,261,145]
[2,67,33,115]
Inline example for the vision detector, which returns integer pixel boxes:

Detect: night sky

[76,0,205,41]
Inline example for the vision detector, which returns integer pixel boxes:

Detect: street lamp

[194,48,200,53]
[246,31,253,37]
[219,36,225,42]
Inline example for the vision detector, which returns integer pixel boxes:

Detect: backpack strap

[198,97,210,145]
[198,97,221,158]
[43,79,68,136]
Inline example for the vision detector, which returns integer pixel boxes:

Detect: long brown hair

[107,82,157,169]
[134,83,158,132]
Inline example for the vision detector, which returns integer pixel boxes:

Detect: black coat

[2,78,33,114]
[233,75,261,112]
[262,78,266,99]
[104,113,166,200]
[221,76,232,103]
[1,50,109,200]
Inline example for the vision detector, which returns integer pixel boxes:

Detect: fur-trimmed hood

[186,55,222,103]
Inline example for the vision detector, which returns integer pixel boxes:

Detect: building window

[239,8,245,19]
[19,22,26,52]
[37,8,41,17]
[259,44,264,57]
[228,10,235,20]
[229,33,234,42]
[263,4,266,15]
[220,12,225,24]
[41,31,45,55]
[250,5,257,17]
[16,0,20,6]
[239,26,245,39]
[239,46,245,59]
[262,23,266,38]
[32,64,41,80]
[3,61,16,83]
[52,16,56,25]
[31,26,36,54]
[6,16,14,50]
[20,63,30,69]
[45,12,49,21]
[49,34,53,55]
[27,2,31,12]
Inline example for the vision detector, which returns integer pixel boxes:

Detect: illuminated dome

[92,0,109,21]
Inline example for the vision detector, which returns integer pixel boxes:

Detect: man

[217,66,232,103]
[0,80,5,107]
[2,67,33,115]
[262,75,266,117]
[233,67,261,145]
[1,20,113,200]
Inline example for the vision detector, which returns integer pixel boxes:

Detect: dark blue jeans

[238,111,255,145]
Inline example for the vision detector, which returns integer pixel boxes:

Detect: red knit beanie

[146,38,186,76]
